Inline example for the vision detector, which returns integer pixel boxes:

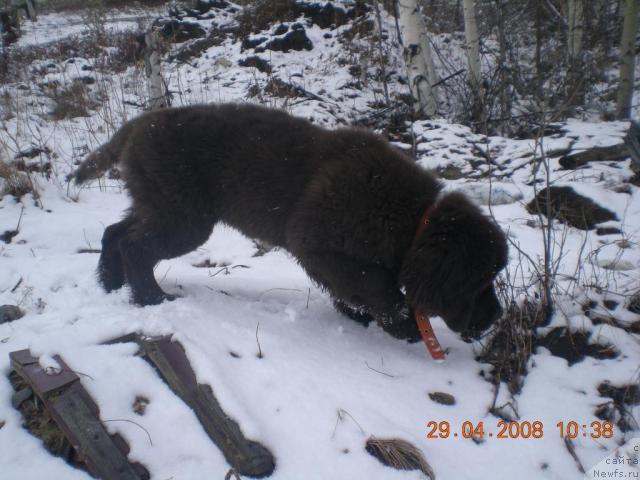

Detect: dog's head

[400,192,508,338]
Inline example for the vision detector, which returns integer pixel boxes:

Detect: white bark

[462,0,481,90]
[25,0,36,21]
[617,0,638,119]
[567,0,584,62]
[397,0,438,117]
[144,31,168,110]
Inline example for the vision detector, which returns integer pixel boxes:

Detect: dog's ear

[400,192,507,334]
[400,222,476,330]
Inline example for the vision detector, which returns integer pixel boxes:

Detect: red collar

[411,204,446,361]
[413,206,433,241]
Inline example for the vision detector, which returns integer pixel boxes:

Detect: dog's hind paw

[132,291,178,306]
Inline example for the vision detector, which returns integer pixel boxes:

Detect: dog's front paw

[333,298,375,326]
[378,305,421,343]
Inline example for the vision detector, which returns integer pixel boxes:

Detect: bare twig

[257,287,302,300]
[255,322,263,359]
[365,361,395,378]
[225,469,241,480]
[563,436,586,474]
[332,408,366,439]
[10,277,23,293]
[103,418,153,446]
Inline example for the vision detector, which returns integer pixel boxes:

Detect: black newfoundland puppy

[74,104,508,341]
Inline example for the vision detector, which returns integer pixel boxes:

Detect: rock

[157,20,206,43]
[241,36,267,51]
[0,230,19,243]
[257,28,313,53]
[428,392,456,406]
[603,300,619,310]
[526,186,617,230]
[596,258,635,271]
[0,305,24,323]
[238,56,272,74]
[598,383,640,406]
[628,293,640,314]
[559,143,629,169]
[196,0,230,11]
[296,2,359,29]
[437,165,464,180]
[537,327,618,365]
[273,24,289,35]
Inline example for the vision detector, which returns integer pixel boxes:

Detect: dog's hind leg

[98,215,136,292]
[119,215,216,306]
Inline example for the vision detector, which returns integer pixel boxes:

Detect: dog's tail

[73,119,137,184]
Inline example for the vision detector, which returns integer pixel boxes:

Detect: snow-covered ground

[0,2,639,479]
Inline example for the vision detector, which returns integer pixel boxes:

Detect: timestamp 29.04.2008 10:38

[426,420,614,440]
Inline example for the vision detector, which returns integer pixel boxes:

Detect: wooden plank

[139,337,275,478]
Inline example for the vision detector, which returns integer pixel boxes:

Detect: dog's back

[84,103,423,248]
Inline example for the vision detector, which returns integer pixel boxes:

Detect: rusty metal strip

[9,350,148,480]
[106,335,275,478]
[139,336,275,478]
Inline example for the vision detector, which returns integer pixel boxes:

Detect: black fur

[75,104,508,341]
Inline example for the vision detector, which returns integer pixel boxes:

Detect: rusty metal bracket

[9,349,149,480]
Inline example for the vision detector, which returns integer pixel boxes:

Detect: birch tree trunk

[462,0,485,129]
[462,0,481,90]
[566,0,585,105]
[397,0,438,118]
[144,30,168,110]
[616,0,638,119]
[567,0,584,61]
[25,0,36,21]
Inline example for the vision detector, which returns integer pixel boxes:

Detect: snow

[0,3,639,480]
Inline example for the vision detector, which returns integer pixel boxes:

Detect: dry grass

[365,436,435,479]
[477,277,545,394]
[46,80,100,120]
